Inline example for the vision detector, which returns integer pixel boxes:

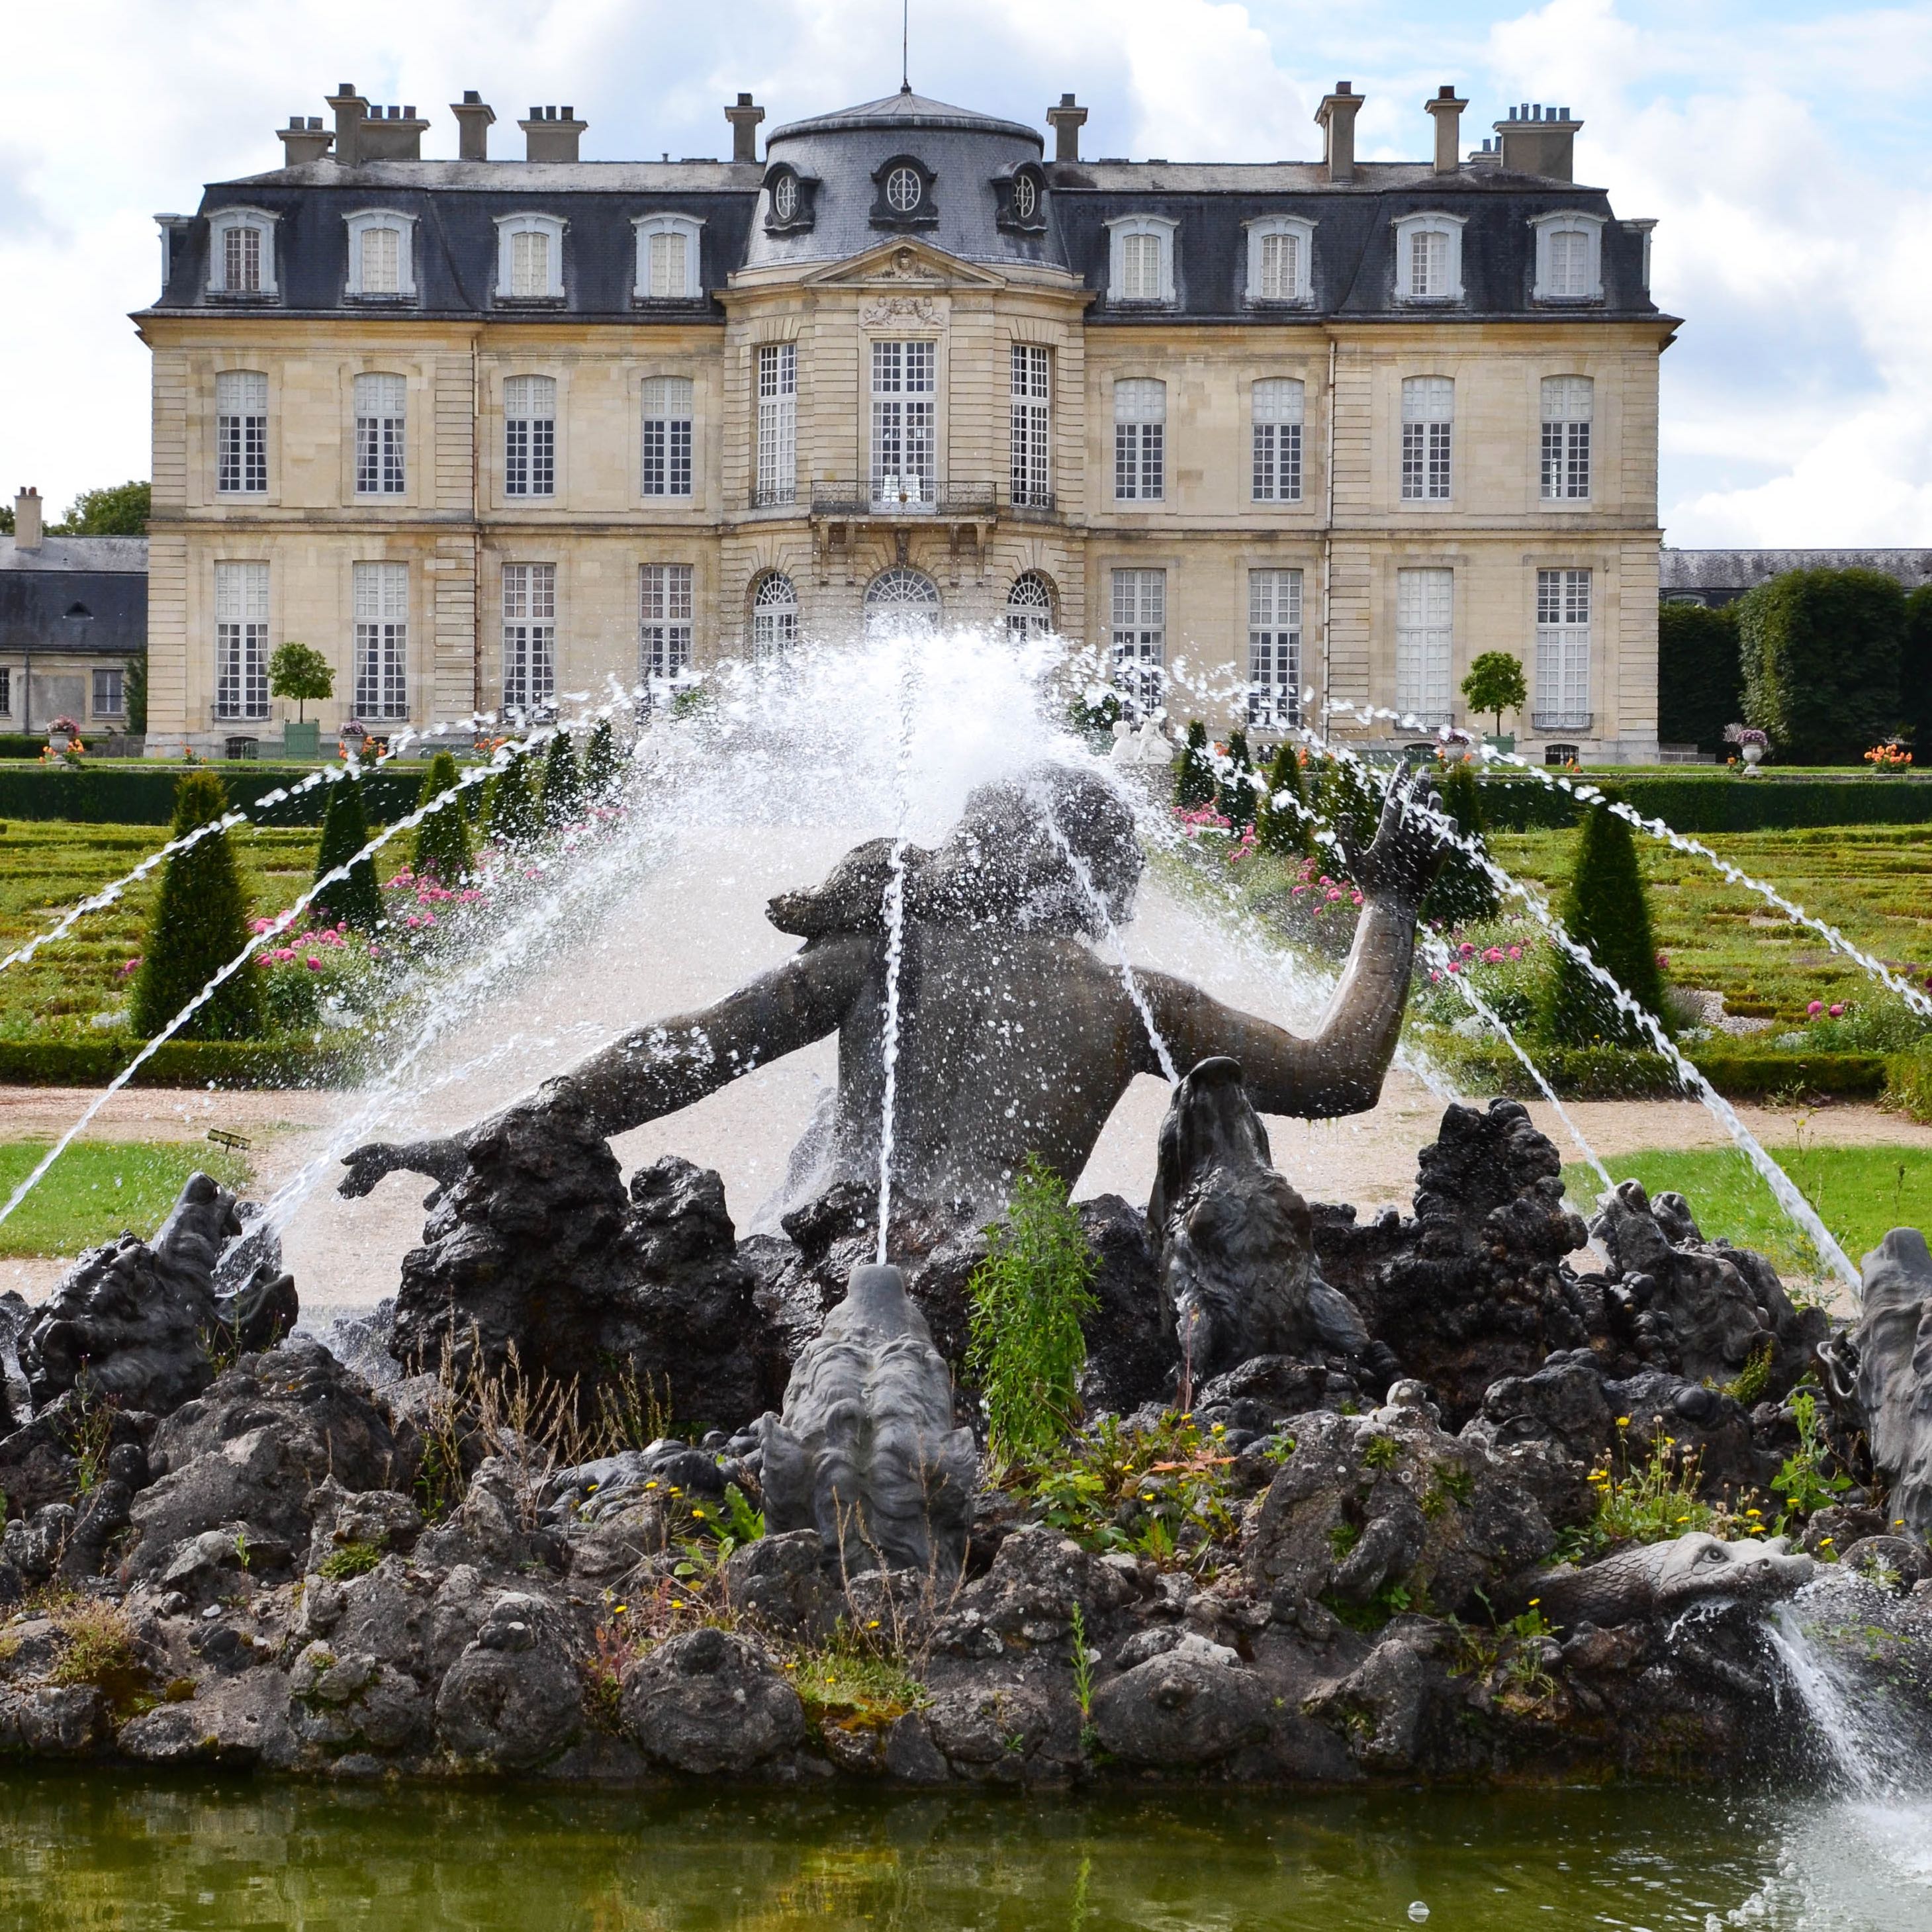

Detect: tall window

[1009,345,1050,508]
[1401,377,1453,502]
[1540,376,1592,501]
[751,573,798,659]
[224,224,262,293]
[502,563,556,713]
[1111,568,1166,712]
[1535,568,1592,729]
[93,667,124,717]
[1247,570,1301,728]
[353,373,406,497]
[756,343,796,506]
[642,377,694,499]
[1252,379,1304,504]
[871,340,936,505]
[496,214,565,300]
[353,561,408,720]
[1120,233,1162,299]
[209,210,277,296]
[0,668,12,716]
[1107,216,1176,304]
[1534,214,1604,301]
[512,229,550,298]
[1006,572,1054,641]
[1246,218,1314,304]
[1113,379,1166,502]
[360,226,399,293]
[214,561,269,721]
[1395,567,1453,726]
[216,371,268,495]
[1408,228,1448,298]
[640,564,694,683]
[504,375,556,499]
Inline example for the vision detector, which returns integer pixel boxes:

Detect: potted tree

[269,641,334,760]
[1460,651,1526,755]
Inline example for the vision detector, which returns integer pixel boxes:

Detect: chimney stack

[324,82,368,168]
[520,105,586,162]
[13,488,42,552]
[1315,82,1363,183]
[277,115,332,165]
[725,93,764,163]
[1425,86,1466,173]
[357,104,430,162]
[452,89,496,161]
[1046,93,1088,163]
[1494,102,1581,181]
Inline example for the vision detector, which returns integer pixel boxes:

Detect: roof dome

[768,83,1042,150]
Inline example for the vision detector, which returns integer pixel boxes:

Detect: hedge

[1476,772,1932,834]
[1437,1040,1890,1102]
[0,1037,362,1088]
[0,762,439,827]
[1685,1048,1889,1101]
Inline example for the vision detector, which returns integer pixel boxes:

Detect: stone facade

[137,81,1672,758]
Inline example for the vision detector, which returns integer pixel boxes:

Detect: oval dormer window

[886,165,923,214]
[1013,173,1038,222]
[772,173,798,224]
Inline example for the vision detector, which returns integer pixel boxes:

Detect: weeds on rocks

[48,1600,146,1712]
[1771,1391,1853,1534]
[1564,1420,1762,1559]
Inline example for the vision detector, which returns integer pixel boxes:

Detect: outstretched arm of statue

[1142,766,1447,1117]
[338,936,870,1199]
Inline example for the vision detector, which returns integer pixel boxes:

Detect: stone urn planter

[1741,741,1765,771]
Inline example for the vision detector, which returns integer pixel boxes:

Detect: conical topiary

[582,718,625,800]
[1256,741,1311,856]
[540,729,580,829]
[1175,720,1215,809]
[1315,753,1382,880]
[1538,798,1669,1048]
[486,749,537,844]
[1218,727,1260,831]
[1421,758,1499,926]
[311,771,383,933]
[410,752,471,884]
[130,770,260,1041]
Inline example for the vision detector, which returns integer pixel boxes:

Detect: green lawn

[1561,1143,1932,1279]
[0,1139,252,1259]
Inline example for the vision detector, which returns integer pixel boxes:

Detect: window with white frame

[1111,568,1166,712]
[214,561,269,720]
[870,340,937,506]
[207,209,277,295]
[640,564,694,683]
[216,370,269,496]
[1006,571,1054,641]
[1534,567,1592,729]
[633,215,703,300]
[353,561,408,720]
[353,373,406,496]
[1107,216,1177,304]
[642,377,694,498]
[1532,212,1604,302]
[1540,376,1592,501]
[1401,377,1453,502]
[504,375,556,498]
[1395,567,1453,726]
[502,563,556,713]
[495,214,566,300]
[92,667,124,717]
[1010,345,1050,508]
[0,668,11,716]
[1393,213,1464,302]
[1246,216,1314,304]
[1252,379,1303,503]
[755,342,796,506]
[1114,379,1166,502]
[751,573,797,659]
[345,210,417,297]
[1248,570,1301,727]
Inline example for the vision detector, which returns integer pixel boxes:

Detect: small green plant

[1256,741,1311,856]
[1217,727,1259,831]
[1460,651,1527,738]
[311,772,383,933]
[1422,757,1500,926]
[1722,1339,1776,1406]
[1361,1433,1400,1471]
[1070,1600,1095,1738]
[49,1600,146,1712]
[1175,721,1215,809]
[317,1541,383,1582]
[269,641,334,723]
[410,751,472,884]
[1575,1421,1759,1553]
[540,729,581,829]
[1538,799,1669,1050]
[581,719,625,800]
[66,1387,114,1496]
[486,749,539,844]
[1772,1391,1852,1533]
[786,1633,927,1737]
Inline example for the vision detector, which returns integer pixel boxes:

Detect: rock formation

[1524,1530,1814,1632]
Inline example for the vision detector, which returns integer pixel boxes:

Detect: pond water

[2,1775,1929,1931]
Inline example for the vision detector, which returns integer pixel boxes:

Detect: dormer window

[1532,212,1604,302]
[207,208,279,297]
[345,210,418,299]
[1393,212,1465,303]
[993,163,1048,235]
[494,213,567,301]
[1106,216,1177,306]
[632,214,704,300]
[773,173,798,223]
[1245,216,1314,304]
[869,155,938,230]
[761,163,819,235]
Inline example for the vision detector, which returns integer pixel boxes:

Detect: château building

[137,77,1673,759]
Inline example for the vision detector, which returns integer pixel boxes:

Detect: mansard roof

[768,85,1042,146]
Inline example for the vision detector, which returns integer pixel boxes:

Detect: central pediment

[800,238,1009,291]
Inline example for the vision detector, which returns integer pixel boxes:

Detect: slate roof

[0,539,148,657]
[1661,549,1932,598]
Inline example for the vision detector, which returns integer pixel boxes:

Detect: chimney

[324,82,368,168]
[1315,82,1363,183]
[13,488,42,552]
[277,114,332,165]
[1495,102,1580,181]
[520,105,586,162]
[1046,92,1088,163]
[724,93,764,164]
[1425,86,1466,173]
[357,103,430,162]
[452,89,496,161]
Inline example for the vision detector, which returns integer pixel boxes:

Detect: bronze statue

[340,762,1446,1219]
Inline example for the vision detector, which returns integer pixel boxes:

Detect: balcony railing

[1532,711,1593,733]
[811,479,999,517]
[1007,488,1058,520]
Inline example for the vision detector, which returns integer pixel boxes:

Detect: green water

[3,1774,1929,1931]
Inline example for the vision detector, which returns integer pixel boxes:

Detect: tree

[1739,568,1905,762]
[124,653,149,736]
[1460,651,1527,738]
[1420,757,1498,925]
[582,718,625,800]
[1256,741,1310,856]
[539,729,580,828]
[410,751,471,884]
[1538,798,1668,1049]
[269,642,334,723]
[130,771,260,1041]
[1217,727,1259,831]
[54,481,150,536]
[1175,721,1215,809]
[312,772,383,932]
[1902,585,1932,757]
[1657,602,1743,756]
[486,749,538,844]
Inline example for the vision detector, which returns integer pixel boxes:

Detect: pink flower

[1483,947,1504,964]
[250,917,276,935]
[1429,970,1442,984]
[1291,884,1307,896]
[118,958,140,976]
[1326,888,1343,903]
[1460,942,1477,958]
[1446,962,1460,974]
[1807,1000,1824,1017]
[1656,951,1670,969]
[1829,1003,1845,1018]
[1507,945,1522,961]
[306,956,321,970]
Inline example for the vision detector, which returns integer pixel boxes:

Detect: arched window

[1105,214,1177,304]
[632,214,704,300]
[207,208,278,295]
[751,572,798,660]
[1393,212,1465,302]
[862,567,941,635]
[494,213,566,299]
[345,210,418,298]
[1005,573,1054,641]
[1532,212,1604,302]
[1245,216,1314,304]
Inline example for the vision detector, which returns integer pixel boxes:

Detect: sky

[2,0,1929,547]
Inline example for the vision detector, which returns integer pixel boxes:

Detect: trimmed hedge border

[1477,772,1932,834]
[0,1038,361,1089]
[1439,1040,1892,1103]
[0,763,437,827]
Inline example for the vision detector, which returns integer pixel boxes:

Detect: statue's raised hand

[338,1136,467,1206]
[1341,764,1451,911]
